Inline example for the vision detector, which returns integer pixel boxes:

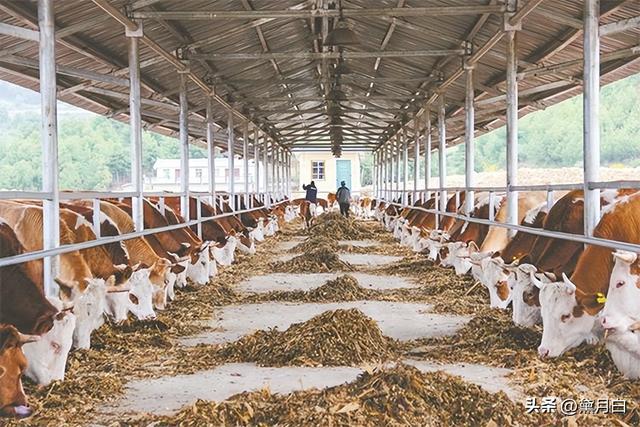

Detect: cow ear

[613,250,637,265]
[54,278,75,299]
[562,273,576,294]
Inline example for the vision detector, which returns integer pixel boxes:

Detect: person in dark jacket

[302,181,317,204]
[336,181,351,217]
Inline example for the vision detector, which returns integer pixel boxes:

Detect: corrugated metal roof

[0,0,638,155]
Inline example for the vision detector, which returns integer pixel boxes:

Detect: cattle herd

[0,194,297,418]
[371,189,640,382]
[2,189,638,419]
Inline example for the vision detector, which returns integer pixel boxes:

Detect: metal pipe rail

[0,200,288,269]
[382,200,640,254]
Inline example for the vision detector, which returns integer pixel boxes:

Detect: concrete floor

[180,300,471,346]
[101,230,521,419]
[236,272,418,294]
[275,252,403,266]
[109,360,519,416]
[108,363,363,416]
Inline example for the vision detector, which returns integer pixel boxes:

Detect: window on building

[195,168,203,180]
[161,168,170,179]
[312,161,325,180]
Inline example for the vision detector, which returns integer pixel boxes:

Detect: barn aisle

[86,212,529,425]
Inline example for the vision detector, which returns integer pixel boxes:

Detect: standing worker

[302,180,317,204]
[336,180,351,217]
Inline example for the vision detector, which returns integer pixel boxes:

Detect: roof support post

[179,71,190,219]
[254,129,260,195]
[424,109,431,195]
[271,143,276,200]
[373,151,378,199]
[39,0,59,297]
[206,97,216,207]
[382,146,388,200]
[438,94,447,214]
[413,117,420,200]
[583,0,601,237]
[464,62,475,216]
[227,112,235,210]
[393,137,400,201]
[505,2,520,236]
[402,129,408,205]
[263,137,269,207]
[243,123,250,208]
[127,22,144,232]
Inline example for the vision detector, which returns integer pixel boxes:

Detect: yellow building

[293,151,361,198]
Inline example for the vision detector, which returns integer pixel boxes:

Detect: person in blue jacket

[302,181,317,204]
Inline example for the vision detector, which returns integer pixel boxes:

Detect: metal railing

[379,181,640,253]
[0,192,287,270]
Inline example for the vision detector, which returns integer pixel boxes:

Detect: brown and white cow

[536,190,640,358]
[0,324,37,418]
[0,203,107,349]
[89,201,170,314]
[62,203,160,321]
[510,189,632,328]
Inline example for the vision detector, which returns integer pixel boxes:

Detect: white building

[292,151,362,198]
[148,157,256,192]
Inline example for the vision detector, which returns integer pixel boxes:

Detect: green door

[335,159,351,190]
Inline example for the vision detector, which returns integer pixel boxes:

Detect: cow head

[186,244,211,286]
[22,297,76,386]
[509,264,545,327]
[237,232,256,255]
[478,256,512,309]
[150,259,170,311]
[600,250,640,334]
[604,320,640,379]
[212,235,237,266]
[56,277,107,350]
[536,273,600,358]
[0,325,36,418]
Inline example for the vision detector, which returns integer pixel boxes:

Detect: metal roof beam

[189,49,466,61]
[600,15,640,37]
[132,6,507,20]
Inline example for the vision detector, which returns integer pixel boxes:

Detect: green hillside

[0,73,639,191]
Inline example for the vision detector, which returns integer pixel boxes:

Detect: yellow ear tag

[596,292,607,304]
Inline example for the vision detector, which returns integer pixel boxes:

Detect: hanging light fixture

[324,19,359,46]
[323,0,359,46]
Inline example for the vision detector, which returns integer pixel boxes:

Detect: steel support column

[506,30,518,235]
[263,137,269,206]
[254,129,260,195]
[179,72,190,219]
[424,109,431,195]
[394,137,400,200]
[464,63,475,216]
[206,98,216,206]
[39,0,59,297]
[128,29,144,232]
[413,117,420,200]
[402,129,408,205]
[583,0,601,237]
[243,123,249,208]
[438,94,447,212]
[227,112,235,210]
[271,144,276,199]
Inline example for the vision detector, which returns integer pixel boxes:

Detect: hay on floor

[271,246,354,272]
[219,308,398,367]
[131,364,539,426]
